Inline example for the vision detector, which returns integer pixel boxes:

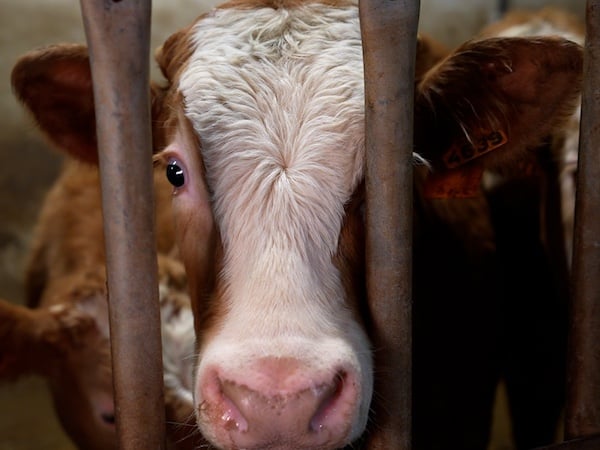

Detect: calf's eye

[166,161,185,188]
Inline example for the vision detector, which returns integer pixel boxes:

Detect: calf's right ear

[11,44,98,164]
[11,44,164,164]
[414,36,583,172]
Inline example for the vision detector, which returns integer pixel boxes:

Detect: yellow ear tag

[423,162,484,199]
[443,130,508,169]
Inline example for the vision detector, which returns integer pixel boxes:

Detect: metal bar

[360,0,419,448]
[565,0,600,441]
[78,1,166,448]
[497,0,509,16]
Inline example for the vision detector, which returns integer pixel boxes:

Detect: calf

[461,9,582,448]
[412,10,585,448]
[478,6,584,271]
[0,156,201,448]
[10,1,582,448]
[0,256,198,449]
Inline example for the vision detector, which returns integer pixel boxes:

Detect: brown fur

[415,37,582,175]
[476,6,584,270]
[0,156,203,448]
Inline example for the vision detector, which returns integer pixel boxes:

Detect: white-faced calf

[9,1,582,448]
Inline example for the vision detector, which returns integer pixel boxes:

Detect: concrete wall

[419,0,585,47]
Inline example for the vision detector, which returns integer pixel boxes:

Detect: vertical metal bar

[78,1,166,449]
[360,0,419,449]
[565,0,600,441]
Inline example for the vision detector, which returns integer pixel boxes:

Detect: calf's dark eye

[166,161,185,188]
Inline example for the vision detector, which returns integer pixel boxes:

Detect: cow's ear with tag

[414,36,582,190]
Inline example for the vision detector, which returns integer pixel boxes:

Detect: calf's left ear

[414,36,583,172]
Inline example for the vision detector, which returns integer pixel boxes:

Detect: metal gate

[78,0,600,448]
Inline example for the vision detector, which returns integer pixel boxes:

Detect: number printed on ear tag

[443,130,508,169]
[423,162,484,199]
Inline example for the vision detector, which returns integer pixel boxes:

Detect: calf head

[475,6,585,268]
[154,4,371,447]
[9,45,195,447]
[0,283,115,450]
[155,6,582,448]
[10,0,582,448]
[0,256,198,450]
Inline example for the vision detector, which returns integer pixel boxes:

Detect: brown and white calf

[0,258,198,449]
[0,156,201,448]
[10,0,582,448]
[477,6,584,270]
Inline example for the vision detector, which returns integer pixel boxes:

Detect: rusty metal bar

[360,0,419,448]
[565,0,600,442]
[79,1,166,448]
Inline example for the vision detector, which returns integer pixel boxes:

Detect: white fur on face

[176,1,372,442]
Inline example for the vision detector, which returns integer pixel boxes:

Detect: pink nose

[199,357,360,449]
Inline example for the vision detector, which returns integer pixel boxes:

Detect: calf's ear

[414,37,583,173]
[0,299,94,379]
[11,44,98,164]
[155,24,195,83]
[12,44,164,164]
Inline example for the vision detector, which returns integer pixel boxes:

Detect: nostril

[310,371,347,432]
[101,412,115,425]
[219,383,249,432]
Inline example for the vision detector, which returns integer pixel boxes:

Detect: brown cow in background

[0,152,202,448]
[412,7,583,449]
[1,39,213,449]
